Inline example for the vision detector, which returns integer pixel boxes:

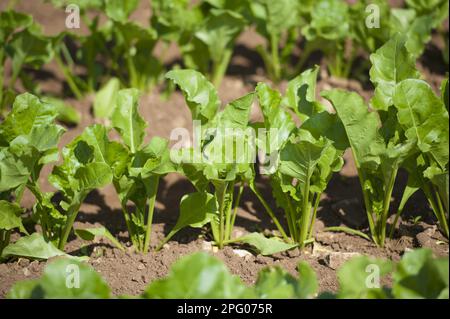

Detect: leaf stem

[143,176,160,253]
[250,183,290,242]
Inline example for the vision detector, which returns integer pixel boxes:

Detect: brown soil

[0,0,449,299]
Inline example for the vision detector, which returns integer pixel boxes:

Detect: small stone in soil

[232,249,253,260]
[137,263,146,270]
[23,268,30,277]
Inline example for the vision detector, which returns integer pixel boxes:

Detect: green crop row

[6,248,449,299]
[0,33,448,260]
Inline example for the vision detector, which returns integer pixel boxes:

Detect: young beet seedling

[158,70,295,255]
[108,89,175,253]
[253,66,346,249]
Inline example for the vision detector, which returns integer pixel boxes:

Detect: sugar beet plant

[323,34,449,246]
[160,69,295,255]
[252,66,346,248]
[151,0,248,87]
[107,89,175,252]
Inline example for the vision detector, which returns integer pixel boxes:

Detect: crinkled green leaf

[166,69,220,124]
[369,34,420,110]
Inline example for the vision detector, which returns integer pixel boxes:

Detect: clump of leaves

[330,249,449,299]
[162,69,295,255]
[0,93,65,249]
[253,66,346,248]
[323,34,448,246]
[151,0,248,87]
[106,89,176,252]
[247,0,303,82]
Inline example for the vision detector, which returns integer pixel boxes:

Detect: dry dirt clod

[323,252,361,270]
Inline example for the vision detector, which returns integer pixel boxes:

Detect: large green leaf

[322,89,383,169]
[0,200,24,232]
[111,89,147,153]
[235,232,297,256]
[279,139,328,183]
[1,233,85,261]
[393,79,449,169]
[166,69,220,124]
[104,0,139,23]
[93,77,120,119]
[159,192,217,248]
[369,34,419,110]
[392,249,449,299]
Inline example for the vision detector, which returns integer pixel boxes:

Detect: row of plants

[0,33,448,261]
[0,0,448,113]
[6,248,449,299]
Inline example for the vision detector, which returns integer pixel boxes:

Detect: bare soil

[0,0,448,298]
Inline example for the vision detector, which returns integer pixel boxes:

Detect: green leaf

[235,232,297,256]
[93,77,120,119]
[112,89,147,153]
[195,9,245,62]
[256,82,296,154]
[1,233,85,261]
[41,97,81,125]
[337,255,392,299]
[279,139,328,183]
[322,89,383,169]
[158,192,217,249]
[0,200,24,232]
[283,66,324,120]
[7,28,53,77]
[369,34,420,110]
[8,258,110,298]
[143,252,248,298]
[393,79,449,169]
[302,0,350,41]
[6,280,39,299]
[254,267,300,298]
[104,0,139,23]
[393,249,449,299]
[75,226,124,251]
[166,69,220,124]
[74,162,113,191]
